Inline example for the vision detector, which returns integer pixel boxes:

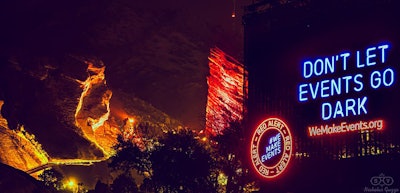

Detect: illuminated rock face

[0,57,103,160]
[73,60,182,156]
[0,56,183,174]
[205,48,247,135]
[74,60,119,157]
[0,101,49,172]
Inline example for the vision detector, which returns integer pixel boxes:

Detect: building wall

[244,1,400,192]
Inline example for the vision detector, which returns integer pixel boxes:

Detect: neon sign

[261,133,281,162]
[251,118,292,179]
[298,42,395,121]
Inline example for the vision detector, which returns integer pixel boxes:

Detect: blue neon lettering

[322,103,332,120]
[356,51,364,68]
[366,47,377,66]
[261,133,282,162]
[342,76,352,93]
[321,97,368,120]
[370,68,395,89]
[320,80,330,98]
[370,71,381,89]
[302,55,345,78]
[378,44,389,63]
[383,68,395,87]
[357,44,389,68]
[324,57,335,74]
[309,82,319,99]
[357,97,368,115]
[298,42,394,121]
[354,74,363,92]
[345,99,356,116]
[298,76,366,101]
[314,59,324,76]
[340,52,350,71]
[331,78,341,95]
[303,61,313,78]
[333,101,344,119]
[298,84,308,102]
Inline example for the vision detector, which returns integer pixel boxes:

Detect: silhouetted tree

[109,135,151,176]
[212,122,259,193]
[110,130,218,193]
[149,130,217,193]
[111,174,139,193]
[139,178,155,193]
[87,180,111,193]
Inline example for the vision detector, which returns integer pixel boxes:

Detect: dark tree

[139,178,155,193]
[87,180,111,193]
[149,130,217,193]
[109,130,218,193]
[109,135,151,176]
[212,122,259,193]
[110,174,139,193]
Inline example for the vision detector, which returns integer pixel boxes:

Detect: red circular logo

[250,117,293,179]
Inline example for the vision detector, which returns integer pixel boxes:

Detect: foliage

[110,129,218,193]
[149,130,217,193]
[38,168,64,190]
[138,178,155,193]
[110,174,139,193]
[17,125,49,162]
[109,122,259,193]
[109,135,151,176]
[87,180,111,193]
[211,122,259,193]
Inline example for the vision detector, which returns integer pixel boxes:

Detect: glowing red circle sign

[250,117,293,179]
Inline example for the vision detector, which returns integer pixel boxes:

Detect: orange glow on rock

[121,117,145,150]
[75,61,110,131]
[0,101,50,175]
[205,47,247,135]
[73,60,120,157]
